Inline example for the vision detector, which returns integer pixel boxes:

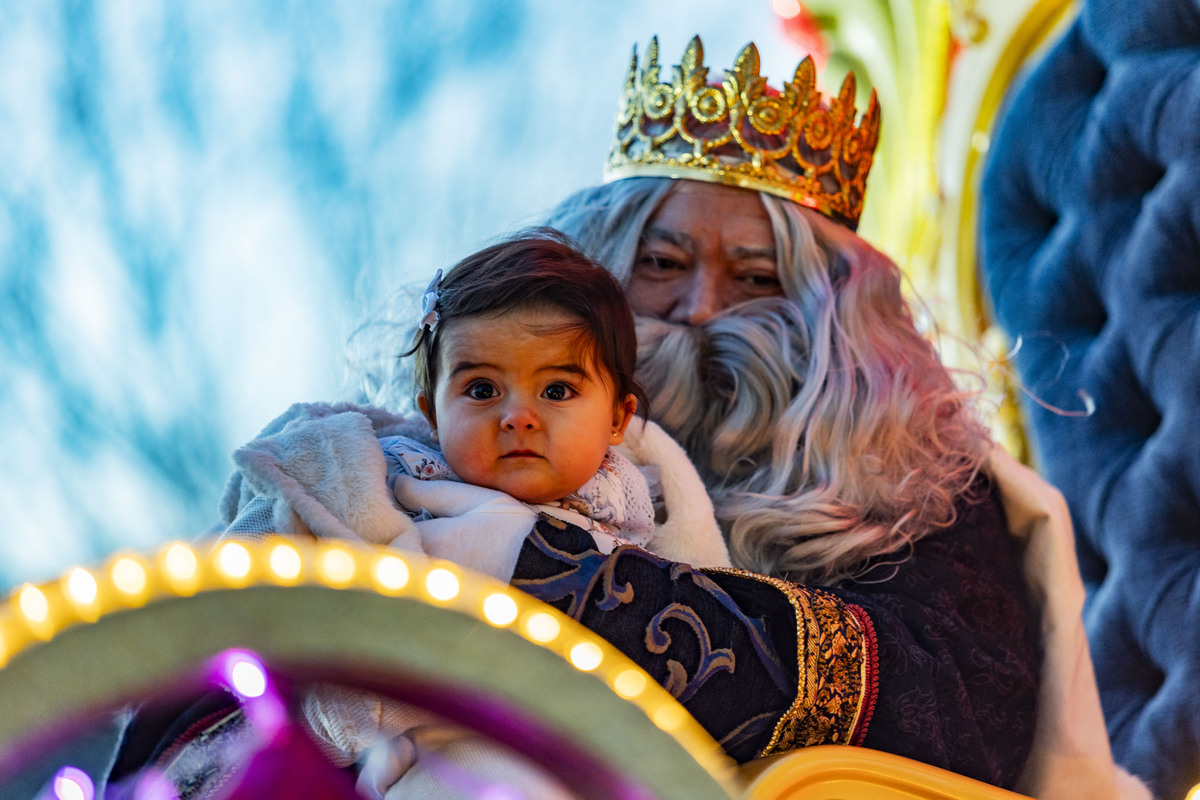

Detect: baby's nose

[500,402,538,431]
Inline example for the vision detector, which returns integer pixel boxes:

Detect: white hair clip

[420,269,442,332]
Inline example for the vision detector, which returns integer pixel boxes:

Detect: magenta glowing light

[230,658,267,698]
[210,648,287,734]
[215,649,268,699]
[130,769,179,800]
[51,766,94,800]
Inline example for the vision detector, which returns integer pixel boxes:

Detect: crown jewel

[604,36,881,229]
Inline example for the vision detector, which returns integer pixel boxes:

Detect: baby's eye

[542,382,576,401]
[467,381,498,400]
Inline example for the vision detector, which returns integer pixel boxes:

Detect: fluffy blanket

[218,402,730,579]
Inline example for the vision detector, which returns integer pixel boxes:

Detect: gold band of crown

[604,36,881,229]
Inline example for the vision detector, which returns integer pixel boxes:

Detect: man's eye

[467,382,497,400]
[542,383,574,401]
[634,254,684,274]
[740,273,782,291]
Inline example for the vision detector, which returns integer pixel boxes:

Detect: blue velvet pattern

[981,1,1200,796]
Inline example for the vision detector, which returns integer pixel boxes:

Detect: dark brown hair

[409,228,648,419]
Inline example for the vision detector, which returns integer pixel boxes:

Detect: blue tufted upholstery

[980,1,1200,796]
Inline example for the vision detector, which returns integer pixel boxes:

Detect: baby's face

[421,307,635,504]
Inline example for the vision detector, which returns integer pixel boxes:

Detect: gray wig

[545,178,991,584]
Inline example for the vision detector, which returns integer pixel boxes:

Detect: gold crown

[605,36,881,229]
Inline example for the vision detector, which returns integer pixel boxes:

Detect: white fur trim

[230,409,421,549]
[616,419,732,568]
[989,449,1146,800]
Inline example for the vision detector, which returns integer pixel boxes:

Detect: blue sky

[0,1,799,589]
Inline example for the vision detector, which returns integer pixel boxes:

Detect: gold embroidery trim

[703,568,867,757]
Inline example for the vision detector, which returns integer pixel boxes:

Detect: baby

[304,230,730,795]
[383,228,676,553]
[220,229,727,568]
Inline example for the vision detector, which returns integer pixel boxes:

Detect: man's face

[627,181,782,325]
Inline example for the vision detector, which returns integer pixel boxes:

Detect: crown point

[864,89,882,140]
[838,70,858,111]
[733,42,761,77]
[792,55,817,101]
[682,36,704,74]
[640,36,664,90]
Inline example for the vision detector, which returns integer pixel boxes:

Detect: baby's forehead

[438,309,612,378]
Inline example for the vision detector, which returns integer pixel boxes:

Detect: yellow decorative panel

[795,0,1079,464]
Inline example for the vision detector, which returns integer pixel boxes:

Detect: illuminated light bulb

[267,544,302,582]
[1186,784,1200,800]
[230,658,268,699]
[425,568,460,601]
[772,0,802,19]
[216,542,252,580]
[18,585,49,624]
[569,641,603,672]
[213,650,285,734]
[51,766,94,800]
[65,569,98,606]
[163,544,198,581]
[159,543,204,597]
[482,593,518,626]
[318,547,356,586]
[613,669,647,699]
[372,554,409,592]
[111,557,147,596]
[214,650,271,701]
[523,612,561,643]
[653,703,687,732]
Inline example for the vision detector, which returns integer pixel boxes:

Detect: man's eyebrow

[641,226,694,252]
[730,244,777,260]
[644,226,776,260]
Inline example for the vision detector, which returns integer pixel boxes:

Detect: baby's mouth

[501,450,541,458]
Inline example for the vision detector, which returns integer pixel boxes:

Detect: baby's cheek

[439,436,489,485]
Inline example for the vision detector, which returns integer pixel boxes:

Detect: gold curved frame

[0,538,740,799]
[741,745,1031,799]
[947,0,1078,463]
[953,0,1079,335]
[0,538,1042,799]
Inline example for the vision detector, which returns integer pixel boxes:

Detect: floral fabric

[379,435,655,544]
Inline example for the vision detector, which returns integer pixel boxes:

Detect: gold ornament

[605,35,881,229]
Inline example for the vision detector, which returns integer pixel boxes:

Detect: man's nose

[668,267,724,325]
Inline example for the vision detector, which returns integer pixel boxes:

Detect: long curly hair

[544,177,991,584]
